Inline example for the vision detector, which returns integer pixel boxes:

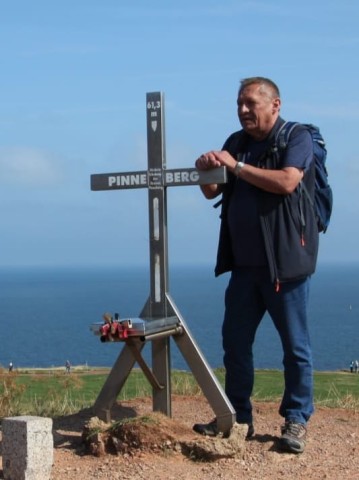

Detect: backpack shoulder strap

[275,121,301,149]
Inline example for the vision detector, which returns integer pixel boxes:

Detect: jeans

[222,267,314,425]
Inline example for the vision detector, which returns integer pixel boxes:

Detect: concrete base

[2,416,53,480]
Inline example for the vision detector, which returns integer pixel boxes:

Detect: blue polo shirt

[227,126,313,267]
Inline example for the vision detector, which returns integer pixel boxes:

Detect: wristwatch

[234,161,245,176]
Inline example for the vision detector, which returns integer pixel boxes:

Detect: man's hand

[194,151,225,199]
[211,151,238,171]
[196,150,237,173]
[195,151,222,170]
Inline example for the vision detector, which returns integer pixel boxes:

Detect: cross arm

[91,167,227,191]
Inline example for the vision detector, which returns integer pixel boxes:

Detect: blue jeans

[222,267,314,425]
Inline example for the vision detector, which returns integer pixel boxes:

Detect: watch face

[235,162,243,176]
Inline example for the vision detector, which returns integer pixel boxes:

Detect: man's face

[237,83,280,140]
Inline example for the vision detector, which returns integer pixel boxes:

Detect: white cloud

[0,147,64,187]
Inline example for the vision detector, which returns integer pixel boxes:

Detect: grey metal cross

[90,92,235,433]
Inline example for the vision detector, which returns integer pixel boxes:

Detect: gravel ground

[1,395,359,479]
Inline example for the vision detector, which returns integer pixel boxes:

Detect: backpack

[276,122,333,233]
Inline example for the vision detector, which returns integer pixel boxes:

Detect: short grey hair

[239,77,280,99]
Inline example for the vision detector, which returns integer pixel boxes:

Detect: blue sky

[0,0,357,268]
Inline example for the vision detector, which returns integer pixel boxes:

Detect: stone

[2,416,53,480]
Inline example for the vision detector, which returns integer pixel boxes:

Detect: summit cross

[90,92,235,433]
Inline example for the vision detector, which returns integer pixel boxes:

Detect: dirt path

[1,395,358,479]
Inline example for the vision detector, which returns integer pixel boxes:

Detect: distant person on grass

[65,360,71,374]
[193,77,319,454]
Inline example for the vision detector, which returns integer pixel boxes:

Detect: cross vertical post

[144,91,171,414]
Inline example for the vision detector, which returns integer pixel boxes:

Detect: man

[193,77,319,454]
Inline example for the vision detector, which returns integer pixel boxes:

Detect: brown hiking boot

[279,421,307,453]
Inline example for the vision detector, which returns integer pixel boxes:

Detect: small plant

[30,374,86,417]
[31,391,84,417]
[316,383,359,410]
[0,373,27,417]
[171,372,202,396]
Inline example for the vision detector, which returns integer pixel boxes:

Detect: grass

[256,370,359,407]
[1,367,359,418]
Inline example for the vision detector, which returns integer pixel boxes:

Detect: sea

[0,263,357,372]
